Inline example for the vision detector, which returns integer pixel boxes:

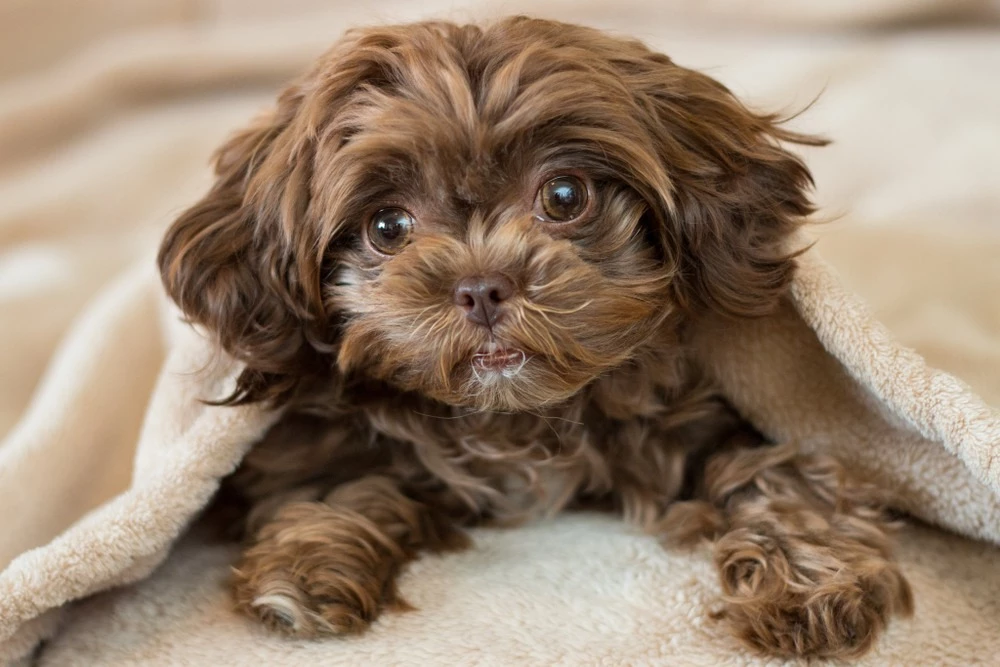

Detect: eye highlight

[367,207,414,254]
[538,174,590,222]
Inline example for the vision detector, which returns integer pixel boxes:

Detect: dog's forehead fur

[308,20,658,233]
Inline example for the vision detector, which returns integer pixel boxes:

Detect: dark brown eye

[367,207,414,254]
[539,175,589,222]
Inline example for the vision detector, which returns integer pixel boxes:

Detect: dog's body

[160,17,911,659]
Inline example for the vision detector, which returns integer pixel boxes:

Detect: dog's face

[159,17,820,410]
[333,160,665,411]
[325,54,676,411]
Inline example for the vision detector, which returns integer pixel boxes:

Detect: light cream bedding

[1,1,999,665]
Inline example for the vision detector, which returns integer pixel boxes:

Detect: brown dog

[158,17,912,659]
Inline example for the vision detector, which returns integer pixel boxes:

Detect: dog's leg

[231,474,469,637]
[661,442,912,659]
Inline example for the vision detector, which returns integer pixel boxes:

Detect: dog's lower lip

[473,347,525,371]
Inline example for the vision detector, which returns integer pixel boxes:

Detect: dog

[158,16,912,659]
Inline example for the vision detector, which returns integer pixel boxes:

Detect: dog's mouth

[471,342,528,374]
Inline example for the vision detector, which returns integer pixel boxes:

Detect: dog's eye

[367,207,414,254]
[538,175,589,222]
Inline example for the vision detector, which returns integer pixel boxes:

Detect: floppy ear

[158,26,422,405]
[157,77,331,405]
[626,53,826,318]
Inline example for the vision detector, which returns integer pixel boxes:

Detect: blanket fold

[693,250,1000,544]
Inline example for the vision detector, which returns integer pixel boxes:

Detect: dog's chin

[419,348,598,413]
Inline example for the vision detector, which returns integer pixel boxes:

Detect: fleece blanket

[2,1,1000,665]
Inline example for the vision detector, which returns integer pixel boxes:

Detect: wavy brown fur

[160,17,909,659]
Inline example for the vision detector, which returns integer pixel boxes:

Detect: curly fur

[160,17,910,659]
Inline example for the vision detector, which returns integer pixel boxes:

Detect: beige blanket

[2,1,999,665]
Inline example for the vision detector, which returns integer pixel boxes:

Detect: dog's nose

[453,273,515,329]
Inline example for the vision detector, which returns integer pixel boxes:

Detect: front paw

[715,529,913,659]
[231,502,401,637]
[232,566,375,637]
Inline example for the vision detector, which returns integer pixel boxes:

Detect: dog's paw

[714,528,912,659]
[234,564,378,637]
[720,573,904,658]
[232,533,399,638]
[230,501,405,638]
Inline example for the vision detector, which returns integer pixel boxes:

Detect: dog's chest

[379,406,621,517]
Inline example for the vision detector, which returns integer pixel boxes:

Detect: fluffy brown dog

[158,16,912,659]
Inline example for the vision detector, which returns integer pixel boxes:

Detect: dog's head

[159,17,821,411]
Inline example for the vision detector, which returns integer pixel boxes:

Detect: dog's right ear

[158,26,426,405]
[157,80,322,405]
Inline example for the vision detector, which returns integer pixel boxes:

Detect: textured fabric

[1,1,999,665]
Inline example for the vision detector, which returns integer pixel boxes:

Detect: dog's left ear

[625,53,826,318]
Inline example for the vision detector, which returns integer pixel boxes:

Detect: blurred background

[1,0,999,437]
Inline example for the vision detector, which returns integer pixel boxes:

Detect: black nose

[453,273,515,329]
